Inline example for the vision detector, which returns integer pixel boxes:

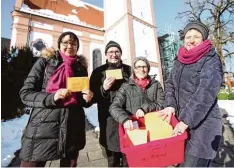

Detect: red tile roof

[23,0,104,28]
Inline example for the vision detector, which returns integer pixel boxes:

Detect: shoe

[94,127,100,139]
[94,127,100,132]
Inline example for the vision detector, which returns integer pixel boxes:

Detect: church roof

[21,0,104,30]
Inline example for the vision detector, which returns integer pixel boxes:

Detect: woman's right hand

[158,107,175,123]
[54,89,71,102]
[123,119,134,130]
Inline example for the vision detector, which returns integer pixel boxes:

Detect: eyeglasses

[61,41,78,48]
[135,65,148,70]
[107,50,121,55]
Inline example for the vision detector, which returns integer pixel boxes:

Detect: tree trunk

[217,45,225,71]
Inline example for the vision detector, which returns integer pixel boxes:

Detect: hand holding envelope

[82,89,93,103]
[105,69,123,80]
[67,77,93,102]
[103,69,123,91]
[103,77,116,91]
[67,77,89,92]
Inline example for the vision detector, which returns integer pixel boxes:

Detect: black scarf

[106,60,122,69]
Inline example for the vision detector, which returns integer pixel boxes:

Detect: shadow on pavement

[211,108,234,167]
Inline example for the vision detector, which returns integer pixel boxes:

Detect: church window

[93,49,102,70]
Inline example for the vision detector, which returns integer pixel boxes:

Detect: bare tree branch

[224,52,234,57]
[177,0,234,69]
[221,36,234,44]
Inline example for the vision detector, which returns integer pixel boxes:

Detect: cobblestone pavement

[211,108,234,167]
[44,120,108,167]
[8,109,234,167]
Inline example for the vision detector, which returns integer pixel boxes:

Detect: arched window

[31,39,47,57]
[33,40,46,51]
[93,49,102,70]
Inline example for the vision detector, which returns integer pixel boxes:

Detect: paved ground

[8,108,234,167]
[211,108,234,167]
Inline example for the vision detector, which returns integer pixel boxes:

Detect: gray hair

[132,56,150,73]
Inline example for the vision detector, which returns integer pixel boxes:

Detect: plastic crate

[119,114,188,167]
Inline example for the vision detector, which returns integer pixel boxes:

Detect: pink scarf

[178,40,212,64]
[134,77,150,91]
[46,51,78,106]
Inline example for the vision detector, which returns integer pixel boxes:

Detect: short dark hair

[57,31,79,51]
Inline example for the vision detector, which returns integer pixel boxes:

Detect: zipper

[61,108,68,158]
[29,125,39,161]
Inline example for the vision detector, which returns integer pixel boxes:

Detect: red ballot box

[119,114,188,167]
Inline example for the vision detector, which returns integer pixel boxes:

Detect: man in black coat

[90,41,131,167]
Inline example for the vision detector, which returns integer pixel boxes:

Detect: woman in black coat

[109,57,164,131]
[161,21,223,167]
[19,32,93,167]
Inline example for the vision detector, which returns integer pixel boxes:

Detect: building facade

[104,0,163,83]
[11,0,162,81]
[1,37,11,49]
[11,0,105,74]
[158,32,182,83]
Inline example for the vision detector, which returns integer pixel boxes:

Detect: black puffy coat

[90,62,131,151]
[19,52,90,162]
[164,48,223,159]
[109,77,164,124]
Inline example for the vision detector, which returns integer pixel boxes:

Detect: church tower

[104,0,163,83]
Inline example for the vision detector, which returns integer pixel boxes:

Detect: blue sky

[1,0,188,39]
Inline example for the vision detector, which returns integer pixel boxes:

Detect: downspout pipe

[26,13,32,47]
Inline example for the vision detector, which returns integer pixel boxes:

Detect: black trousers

[20,154,78,167]
[103,148,128,167]
[179,154,211,167]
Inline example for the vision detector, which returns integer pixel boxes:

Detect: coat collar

[128,75,158,86]
[42,49,87,68]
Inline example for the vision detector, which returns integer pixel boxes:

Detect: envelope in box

[144,112,173,141]
[126,129,148,145]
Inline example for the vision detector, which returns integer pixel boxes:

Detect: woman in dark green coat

[109,57,164,130]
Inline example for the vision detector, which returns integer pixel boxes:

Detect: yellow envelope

[67,77,89,92]
[105,69,123,80]
[126,129,148,145]
[145,112,173,141]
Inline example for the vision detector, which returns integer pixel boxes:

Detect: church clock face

[131,0,153,24]
[133,20,158,63]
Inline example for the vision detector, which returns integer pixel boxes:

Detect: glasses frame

[106,50,121,56]
[134,65,148,70]
[60,41,78,48]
